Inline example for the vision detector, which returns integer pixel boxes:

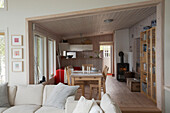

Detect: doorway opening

[26,1,163,112]
[100,45,113,73]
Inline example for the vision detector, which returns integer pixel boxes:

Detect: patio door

[100,45,112,73]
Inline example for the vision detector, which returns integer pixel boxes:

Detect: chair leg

[90,85,93,99]
[103,80,106,93]
[80,85,85,96]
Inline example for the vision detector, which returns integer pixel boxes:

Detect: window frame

[0,28,9,84]
[48,38,56,79]
[33,33,46,84]
[100,45,111,58]
[0,0,8,11]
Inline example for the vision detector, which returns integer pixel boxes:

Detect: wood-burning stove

[117,51,129,82]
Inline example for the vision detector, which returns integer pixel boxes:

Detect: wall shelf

[140,27,157,103]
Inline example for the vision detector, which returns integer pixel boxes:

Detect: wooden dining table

[71,71,103,100]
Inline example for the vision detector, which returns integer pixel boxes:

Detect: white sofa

[0,85,120,113]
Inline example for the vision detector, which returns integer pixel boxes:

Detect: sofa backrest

[14,85,44,106]
[42,85,56,105]
[8,86,17,106]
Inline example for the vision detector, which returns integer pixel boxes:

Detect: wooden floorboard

[76,76,162,113]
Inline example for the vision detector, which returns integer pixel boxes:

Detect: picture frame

[11,35,23,46]
[12,48,23,59]
[12,61,23,72]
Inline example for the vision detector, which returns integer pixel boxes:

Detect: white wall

[114,29,130,76]
[129,13,156,71]
[164,0,170,87]
[164,0,170,113]
[130,13,156,39]
[0,0,151,85]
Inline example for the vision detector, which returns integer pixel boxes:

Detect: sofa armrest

[65,96,77,113]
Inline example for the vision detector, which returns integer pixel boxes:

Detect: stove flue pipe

[119,51,124,63]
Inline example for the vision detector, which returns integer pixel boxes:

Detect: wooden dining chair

[89,65,109,99]
[65,67,85,96]
[82,64,93,70]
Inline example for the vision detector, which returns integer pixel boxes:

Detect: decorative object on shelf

[81,39,92,44]
[67,55,73,59]
[151,20,156,27]
[11,35,23,46]
[89,56,93,58]
[143,26,151,31]
[143,33,147,40]
[12,61,23,72]
[94,50,102,58]
[12,48,23,59]
[143,44,147,52]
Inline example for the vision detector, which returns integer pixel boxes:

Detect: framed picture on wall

[11,35,23,46]
[12,48,23,59]
[12,61,23,72]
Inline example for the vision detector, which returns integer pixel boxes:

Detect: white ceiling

[35,6,156,39]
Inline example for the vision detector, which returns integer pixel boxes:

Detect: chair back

[82,64,93,70]
[66,67,72,86]
[102,65,109,79]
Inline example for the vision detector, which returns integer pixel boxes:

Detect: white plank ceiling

[35,6,156,39]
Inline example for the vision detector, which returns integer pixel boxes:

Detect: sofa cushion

[42,85,56,105]
[0,83,10,107]
[3,105,40,113]
[73,96,93,113]
[0,107,8,113]
[35,106,65,113]
[65,101,78,113]
[8,86,17,106]
[100,94,122,113]
[65,96,77,113]
[89,99,103,113]
[15,85,44,106]
[44,83,79,109]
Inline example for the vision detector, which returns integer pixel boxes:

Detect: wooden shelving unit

[140,27,156,103]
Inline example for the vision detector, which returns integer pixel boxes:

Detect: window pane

[0,33,5,84]
[34,35,44,84]
[0,0,4,8]
[48,40,54,79]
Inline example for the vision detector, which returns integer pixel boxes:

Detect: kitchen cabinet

[59,43,70,51]
[69,44,93,51]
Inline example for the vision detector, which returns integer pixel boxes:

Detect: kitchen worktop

[61,57,103,71]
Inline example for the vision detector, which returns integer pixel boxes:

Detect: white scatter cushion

[15,85,44,106]
[89,99,103,113]
[42,85,56,105]
[8,86,17,106]
[44,83,79,109]
[0,83,10,107]
[100,94,122,113]
[73,96,93,113]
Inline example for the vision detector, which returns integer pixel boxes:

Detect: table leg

[98,78,102,100]
[103,79,106,93]
[72,77,75,86]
